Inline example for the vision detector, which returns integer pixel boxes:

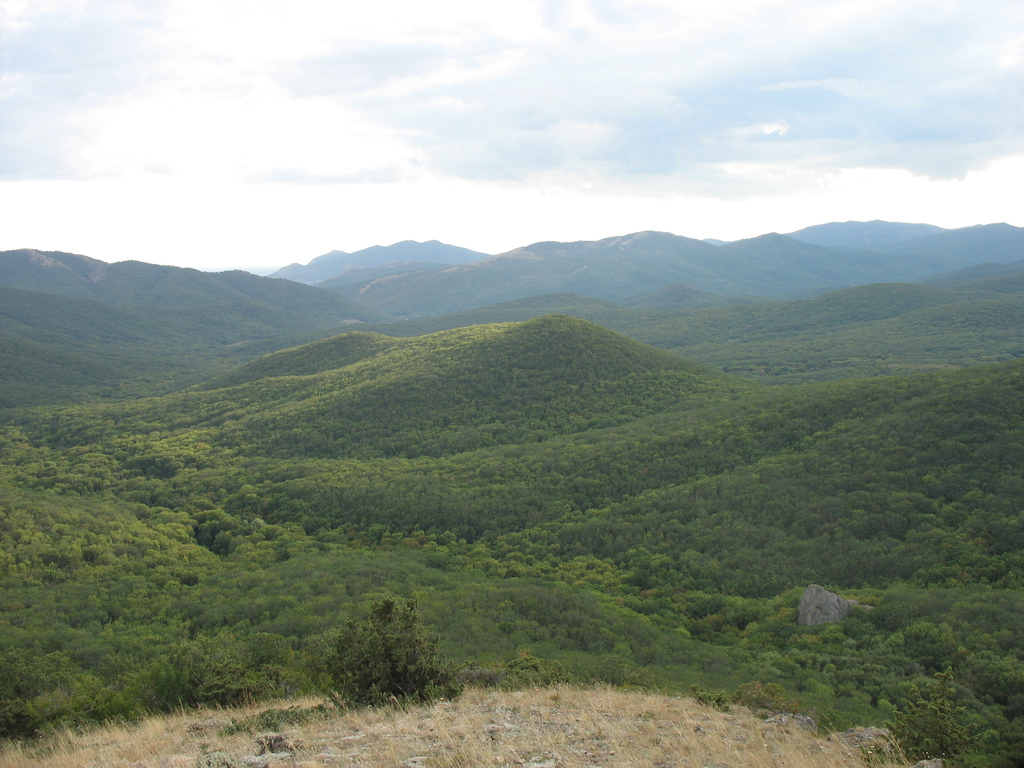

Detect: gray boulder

[798,585,869,626]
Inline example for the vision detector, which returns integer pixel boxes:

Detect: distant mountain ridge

[785,220,947,248]
[0,249,379,319]
[270,240,490,284]
[870,222,1024,262]
[321,224,1024,317]
[4,220,1022,405]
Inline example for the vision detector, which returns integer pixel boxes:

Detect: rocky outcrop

[764,712,818,732]
[798,585,870,626]
[835,726,897,759]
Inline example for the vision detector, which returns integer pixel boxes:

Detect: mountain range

[784,219,947,248]
[269,240,490,284]
[2,219,1022,406]
[272,222,1024,317]
[4,220,1024,764]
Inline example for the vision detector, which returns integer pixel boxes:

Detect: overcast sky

[2,0,1022,272]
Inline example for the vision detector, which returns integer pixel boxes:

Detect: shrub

[0,646,76,738]
[142,631,296,709]
[323,597,462,707]
[500,650,570,689]
[691,684,731,711]
[888,670,974,763]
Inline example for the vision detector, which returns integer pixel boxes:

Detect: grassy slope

[0,688,876,768]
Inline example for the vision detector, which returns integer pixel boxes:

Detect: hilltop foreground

[0,687,890,768]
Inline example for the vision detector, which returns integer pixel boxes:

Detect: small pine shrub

[691,684,731,711]
[322,597,462,707]
[888,670,974,763]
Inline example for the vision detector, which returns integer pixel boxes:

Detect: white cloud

[759,79,885,99]
[0,0,1022,268]
[734,122,790,138]
[79,89,423,182]
[272,0,1024,187]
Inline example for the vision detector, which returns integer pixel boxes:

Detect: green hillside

[20,345,1016,582]
[925,262,1024,291]
[620,282,760,311]
[0,253,391,407]
[45,316,749,461]
[4,240,1022,411]
[0,335,129,409]
[0,285,223,406]
[0,285,365,407]
[4,313,1024,764]
[4,320,1023,590]
[352,293,663,339]
[346,276,1024,384]
[635,282,1024,381]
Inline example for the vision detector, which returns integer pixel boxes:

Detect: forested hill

[46,316,753,460]
[9,317,1023,575]
[336,274,1024,386]
[0,249,378,317]
[4,226,1022,409]
[202,314,724,389]
[4,314,1024,763]
[0,250,388,407]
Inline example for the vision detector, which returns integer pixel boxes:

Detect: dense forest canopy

[2,227,1024,765]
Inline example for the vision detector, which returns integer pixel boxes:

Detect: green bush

[0,646,75,738]
[323,597,462,707]
[889,670,974,763]
[691,684,731,711]
[500,650,571,689]
[141,631,296,709]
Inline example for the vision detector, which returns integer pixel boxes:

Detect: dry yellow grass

[0,687,899,768]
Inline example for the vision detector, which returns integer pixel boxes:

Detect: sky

[1,0,1022,273]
